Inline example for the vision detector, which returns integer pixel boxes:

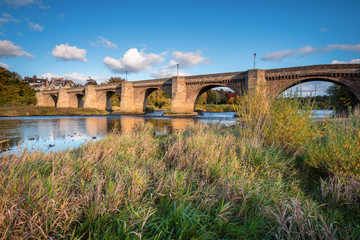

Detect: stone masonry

[36,64,360,113]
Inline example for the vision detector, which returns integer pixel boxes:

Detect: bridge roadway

[36,64,360,113]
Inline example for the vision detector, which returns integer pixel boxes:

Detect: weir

[36,64,360,113]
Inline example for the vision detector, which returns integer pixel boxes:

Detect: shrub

[235,90,317,154]
[305,109,360,179]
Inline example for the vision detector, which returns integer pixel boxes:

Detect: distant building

[24,75,82,90]
[24,75,49,90]
[49,78,76,89]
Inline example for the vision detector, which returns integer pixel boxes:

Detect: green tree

[0,67,36,105]
[107,77,125,84]
[326,84,360,111]
[206,90,227,104]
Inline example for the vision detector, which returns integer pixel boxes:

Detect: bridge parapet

[132,78,172,87]
[35,64,360,112]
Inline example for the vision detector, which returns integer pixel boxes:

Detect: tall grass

[235,90,317,153]
[305,108,360,179]
[0,92,359,239]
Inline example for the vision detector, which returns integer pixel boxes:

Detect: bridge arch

[45,94,57,107]
[187,83,239,112]
[97,90,121,111]
[272,76,360,100]
[69,94,84,108]
[141,87,171,111]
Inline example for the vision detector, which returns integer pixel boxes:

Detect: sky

[0,0,359,96]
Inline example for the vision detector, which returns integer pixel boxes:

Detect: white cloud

[0,13,19,25]
[103,48,165,73]
[1,0,35,6]
[262,43,360,62]
[331,59,360,64]
[0,61,9,68]
[150,68,190,78]
[40,73,109,84]
[58,12,65,19]
[27,19,44,31]
[0,40,33,58]
[91,36,117,48]
[320,27,328,32]
[52,43,87,62]
[169,50,208,68]
[1,0,48,8]
[325,43,360,52]
[262,46,316,61]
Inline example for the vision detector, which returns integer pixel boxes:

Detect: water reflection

[0,112,237,155]
[0,110,332,155]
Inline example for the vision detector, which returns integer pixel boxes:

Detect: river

[0,110,333,155]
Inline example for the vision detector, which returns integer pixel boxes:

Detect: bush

[235,90,317,153]
[305,109,360,179]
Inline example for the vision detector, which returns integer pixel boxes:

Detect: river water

[0,110,333,155]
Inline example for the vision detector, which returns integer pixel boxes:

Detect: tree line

[0,67,36,105]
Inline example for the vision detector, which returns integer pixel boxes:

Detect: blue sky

[0,0,359,95]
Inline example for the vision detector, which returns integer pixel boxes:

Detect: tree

[107,77,125,84]
[0,67,36,105]
[206,90,227,104]
[326,84,360,111]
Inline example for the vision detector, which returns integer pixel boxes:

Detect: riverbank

[0,104,237,117]
[144,104,237,114]
[1,94,359,239]
[196,103,236,112]
[0,105,108,117]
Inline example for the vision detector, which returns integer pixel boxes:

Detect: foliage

[107,77,125,84]
[111,93,121,107]
[0,105,108,117]
[146,89,171,110]
[1,91,360,239]
[0,67,36,105]
[206,89,228,104]
[305,108,360,179]
[326,84,360,111]
[236,90,317,153]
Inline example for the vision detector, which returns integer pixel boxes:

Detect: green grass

[196,104,237,112]
[0,105,108,116]
[1,93,360,239]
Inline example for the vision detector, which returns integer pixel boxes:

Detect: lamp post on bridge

[177,64,179,77]
[125,71,128,81]
[253,53,256,69]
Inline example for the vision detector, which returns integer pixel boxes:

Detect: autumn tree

[0,67,36,105]
[107,77,125,84]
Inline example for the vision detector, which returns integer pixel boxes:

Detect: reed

[0,92,359,239]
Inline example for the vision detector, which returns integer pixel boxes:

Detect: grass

[0,92,360,239]
[0,105,108,117]
[195,104,237,112]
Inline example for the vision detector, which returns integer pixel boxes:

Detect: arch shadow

[69,94,84,108]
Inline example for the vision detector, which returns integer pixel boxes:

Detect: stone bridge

[36,64,360,113]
